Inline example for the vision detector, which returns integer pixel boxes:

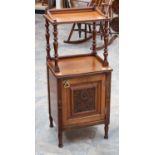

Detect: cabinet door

[61,74,106,128]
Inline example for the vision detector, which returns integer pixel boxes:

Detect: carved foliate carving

[73,87,96,113]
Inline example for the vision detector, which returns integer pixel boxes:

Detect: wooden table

[43,6,112,147]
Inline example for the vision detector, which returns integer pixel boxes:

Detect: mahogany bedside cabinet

[43,6,113,148]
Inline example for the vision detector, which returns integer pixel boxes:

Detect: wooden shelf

[44,7,109,24]
[48,55,112,78]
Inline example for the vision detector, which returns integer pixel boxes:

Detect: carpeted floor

[35,14,119,155]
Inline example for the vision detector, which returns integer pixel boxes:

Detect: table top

[44,7,109,24]
[48,55,112,78]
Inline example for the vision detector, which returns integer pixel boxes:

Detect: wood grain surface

[48,55,112,77]
[44,7,109,24]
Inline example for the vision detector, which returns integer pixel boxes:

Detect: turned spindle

[45,19,51,60]
[53,22,60,72]
[92,22,97,55]
[103,20,109,66]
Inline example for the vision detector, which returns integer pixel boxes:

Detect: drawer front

[61,74,106,127]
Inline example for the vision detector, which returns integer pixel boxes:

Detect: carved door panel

[62,74,106,127]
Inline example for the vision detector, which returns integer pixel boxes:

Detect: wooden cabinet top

[48,55,112,78]
[44,7,109,24]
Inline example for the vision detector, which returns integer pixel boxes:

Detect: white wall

[56,0,61,8]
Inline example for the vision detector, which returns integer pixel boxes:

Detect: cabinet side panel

[49,70,58,126]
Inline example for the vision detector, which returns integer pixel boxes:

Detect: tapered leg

[58,131,63,148]
[57,80,63,148]
[47,66,54,128]
[104,73,111,139]
[104,123,109,139]
[49,116,53,128]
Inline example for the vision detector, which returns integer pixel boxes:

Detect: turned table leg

[92,22,97,55]
[45,19,51,60]
[103,20,109,66]
[53,22,60,72]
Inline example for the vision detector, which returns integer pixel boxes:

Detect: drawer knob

[63,80,70,88]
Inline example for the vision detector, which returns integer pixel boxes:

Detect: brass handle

[63,80,70,88]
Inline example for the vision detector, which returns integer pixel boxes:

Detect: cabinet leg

[58,131,63,148]
[49,116,53,128]
[104,124,109,139]
[47,66,53,128]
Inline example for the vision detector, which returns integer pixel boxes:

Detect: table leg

[47,66,54,128]
[92,22,97,55]
[45,19,51,60]
[104,124,109,139]
[53,23,60,72]
[103,20,109,66]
